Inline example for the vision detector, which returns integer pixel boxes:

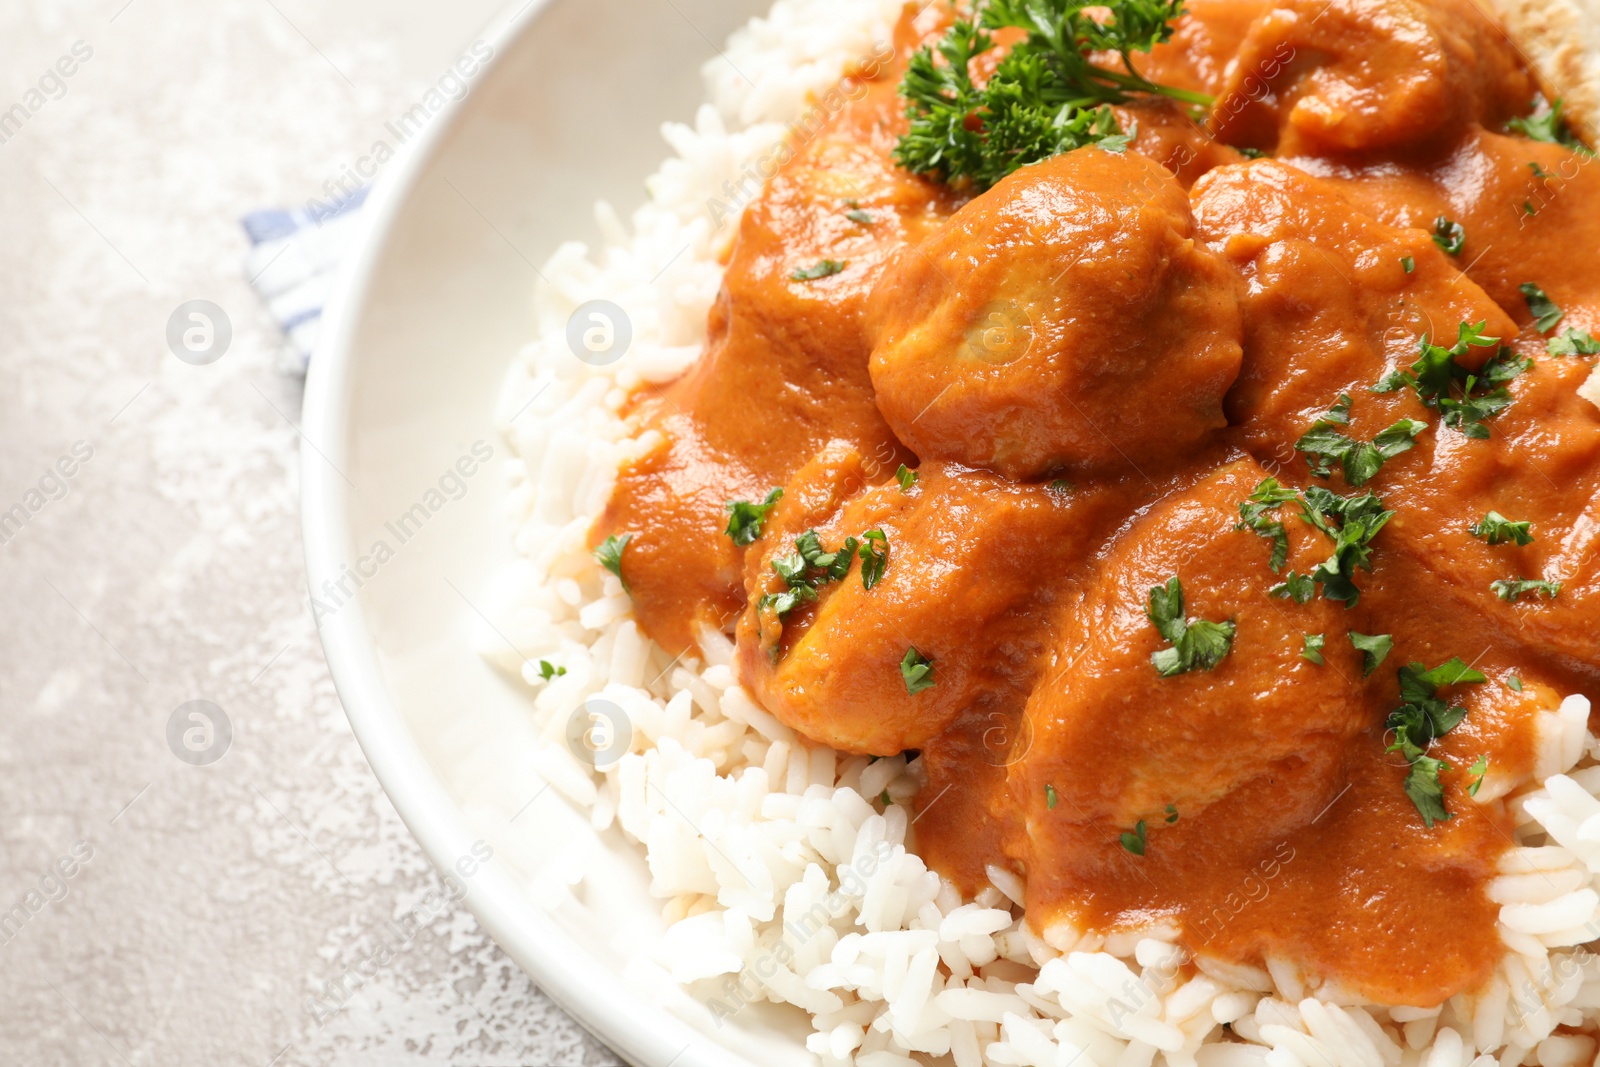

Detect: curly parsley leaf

[1405,756,1452,829]
[900,646,935,694]
[724,487,784,546]
[1549,328,1600,356]
[1348,631,1392,677]
[1432,216,1466,256]
[1296,487,1394,607]
[1147,576,1237,677]
[594,533,632,592]
[1508,97,1594,155]
[1468,754,1489,797]
[761,529,859,622]
[1295,394,1424,486]
[1469,511,1533,547]
[1120,819,1148,856]
[861,529,889,590]
[1373,322,1529,440]
[1235,477,1298,573]
[1491,577,1562,602]
[1385,657,1486,827]
[1270,571,1315,604]
[895,0,1212,189]
[1520,282,1564,334]
[1302,632,1325,665]
[791,259,846,282]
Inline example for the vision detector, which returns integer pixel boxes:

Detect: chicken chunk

[1193,160,1600,669]
[867,146,1244,481]
[1209,0,1535,155]
[734,451,1145,754]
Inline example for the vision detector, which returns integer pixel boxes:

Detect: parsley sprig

[1294,393,1425,486]
[1469,511,1533,546]
[1147,576,1236,677]
[1508,97,1594,156]
[1239,478,1392,608]
[1384,658,1487,827]
[724,488,783,546]
[1297,486,1394,608]
[1491,577,1562,602]
[895,0,1212,189]
[762,529,858,621]
[1520,283,1564,334]
[594,533,632,592]
[1235,477,1297,573]
[1372,321,1530,440]
[1549,329,1600,357]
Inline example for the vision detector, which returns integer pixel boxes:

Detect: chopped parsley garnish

[1270,572,1315,604]
[761,529,859,621]
[724,487,784,546]
[1508,97,1594,155]
[594,533,632,592]
[900,646,935,694]
[881,789,892,805]
[537,660,566,681]
[1520,283,1564,334]
[861,529,889,590]
[1385,657,1487,827]
[1431,216,1466,256]
[1120,820,1149,856]
[1491,577,1562,602]
[1469,511,1533,546]
[1296,486,1394,608]
[1530,161,1556,179]
[1349,631,1392,677]
[1524,200,1538,218]
[1295,393,1425,486]
[1401,256,1415,274]
[1372,321,1530,440]
[1549,328,1600,356]
[1235,477,1298,572]
[1048,478,1075,494]
[895,464,918,492]
[1469,754,1489,797]
[1147,576,1237,677]
[845,208,877,225]
[894,0,1211,190]
[1046,783,1059,809]
[1165,803,1179,823]
[791,259,846,282]
[1508,676,1524,692]
[1302,632,1326,665]
[1237,146,1267,159]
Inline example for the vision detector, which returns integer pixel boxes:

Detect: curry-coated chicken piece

[591,32,960,656]
[1316,127,1600,324]
[867,146,1244,482]
[1209,0,1535,155]
[734,449,1146,755]
[1006,458,1370,916]
[1193,160,1600,669]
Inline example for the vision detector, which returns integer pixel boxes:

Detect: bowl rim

[299,5,757,1064]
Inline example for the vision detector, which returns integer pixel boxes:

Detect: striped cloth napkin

[241,188,368,372]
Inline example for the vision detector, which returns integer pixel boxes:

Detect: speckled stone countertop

[0,1,617,1062]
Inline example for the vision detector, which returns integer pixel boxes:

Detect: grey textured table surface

[0,1,618,1063]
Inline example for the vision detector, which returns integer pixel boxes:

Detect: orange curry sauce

[592,0,1600,1005]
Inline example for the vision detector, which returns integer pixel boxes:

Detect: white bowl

[300,2,815,1063]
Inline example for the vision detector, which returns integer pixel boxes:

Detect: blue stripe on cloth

[241,186,369,372]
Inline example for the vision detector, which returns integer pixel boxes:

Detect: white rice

[472,1,1600,1062]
